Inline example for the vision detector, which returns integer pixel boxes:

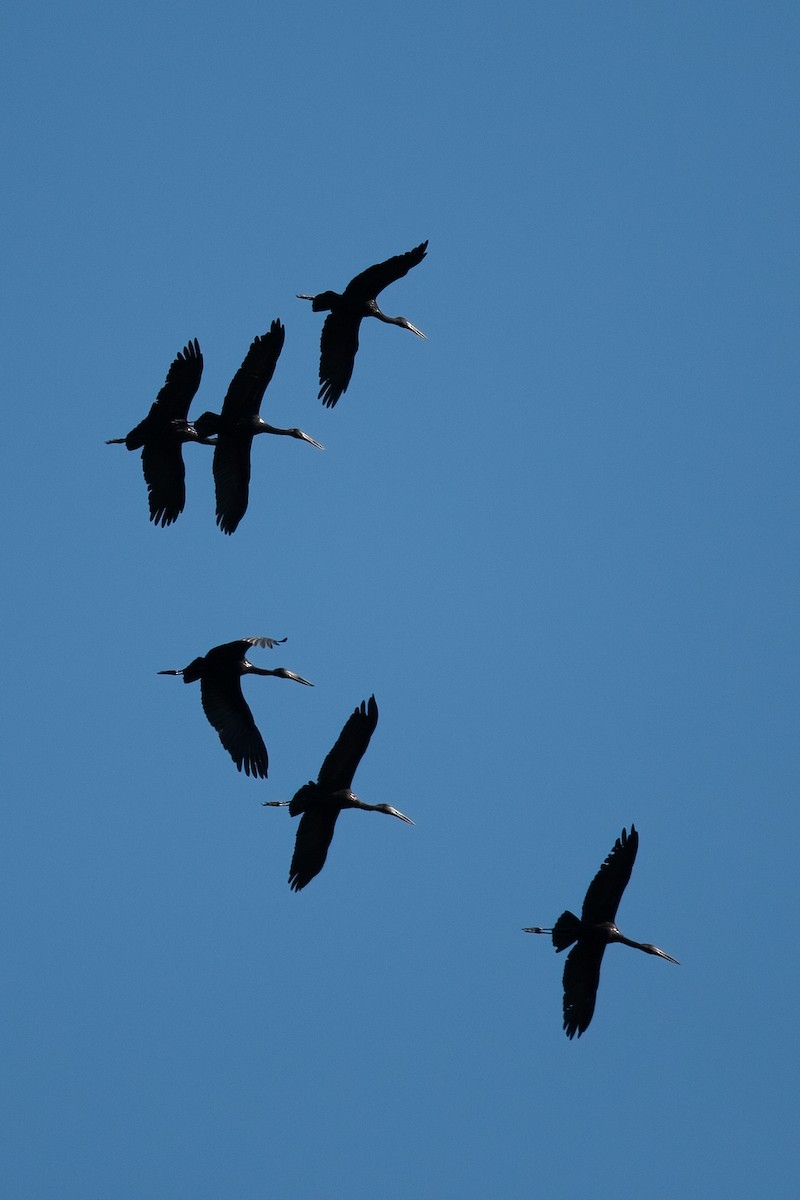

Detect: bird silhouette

[193,320,324,534]
[525,825,678,1039]
[298,241,428,407]
[158,636,313,778]
[107,338,213,526]
[264,695,413,890]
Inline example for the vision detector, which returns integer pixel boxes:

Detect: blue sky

[2,2,798,1197]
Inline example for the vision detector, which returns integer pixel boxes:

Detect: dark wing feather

[242,636,287,651]
[562,940,606,1039]
[220,322,285,420]
[152,339,204,421]
[318,310,360,407]
[343,242,428,301]
[288,807,340,891]
[212,433,253,534]
[141,440,186,527]
[199,673,268,778]
[317,696,378,791]
[581,825,639,925]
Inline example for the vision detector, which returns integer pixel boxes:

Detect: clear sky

[2,2,798,1197]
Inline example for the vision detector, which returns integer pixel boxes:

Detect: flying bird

[298,241,428,407]
[525,825,678,1039]
[193,320,324,534]
[107,338,213,526]
[158,636,313,778]
[264,695,413,890]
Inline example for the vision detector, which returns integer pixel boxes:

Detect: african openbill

[264,696,413,890]
[107,338,213,526]
[298,241,428,407]
[158,637,313,779]
[193,320,324,534]
[525,825,679,1039]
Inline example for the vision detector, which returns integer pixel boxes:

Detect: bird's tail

[193,411,219,439]
[157,656,205,684]
[288,782,316,817]
[122,420,149,451]
[106,427,145,449]
[552,910,582,953]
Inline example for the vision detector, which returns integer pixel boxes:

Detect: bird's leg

[522,927,552,934]
[262,800,290,807]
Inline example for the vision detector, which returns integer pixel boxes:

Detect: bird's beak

[652,947,680,964]
[404,320,427,339]
[284,671,314,687]
[390,808,415,825]
[300,433,325,450]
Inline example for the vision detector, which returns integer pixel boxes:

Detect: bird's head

[184,422,216,446]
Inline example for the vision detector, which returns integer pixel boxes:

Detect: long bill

[388,807,414,825]
[402,318,427,339]
[249,668,314,686]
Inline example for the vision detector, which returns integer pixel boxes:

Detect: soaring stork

[264,696,413,889]
[193,320,323,534]
[298,241,428,407]
[159,636,312,778]
[525,826,679,1038]
[107,338,212,526]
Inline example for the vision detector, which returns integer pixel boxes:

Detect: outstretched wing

[288,806,340,891]
[343,242,428,302]
[562,941,606,1040]
[212,433,253,534]
[199,673,268,778]
[220,321,285,420]
[581,825,639,925]
[317,696,378,791]
[151,339,204,421]
[141,440,186,527]
[318,310,360,407]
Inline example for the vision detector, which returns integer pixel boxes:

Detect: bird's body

[298,241,428,407]
[107,338,212,526]
[264,696,413,890]
[158,636,313,778]
[193,321,324,534]
[525,826,678,1039]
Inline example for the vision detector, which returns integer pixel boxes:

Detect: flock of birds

[108,240,678,1039]
[106,242,428,530]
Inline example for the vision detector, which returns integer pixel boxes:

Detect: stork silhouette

[525,826,679,1038]
[298,241,428,407]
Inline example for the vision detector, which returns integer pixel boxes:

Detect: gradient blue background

[2,3,797,1197]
